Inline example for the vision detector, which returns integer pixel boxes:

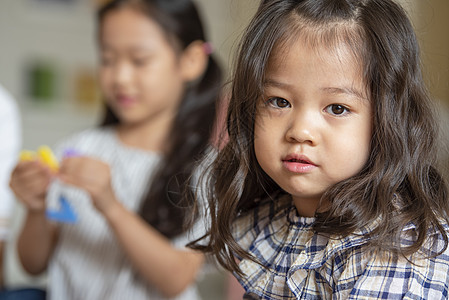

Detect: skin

[254,38,372,217]
[99,7,187,152]
[10,7,208,297]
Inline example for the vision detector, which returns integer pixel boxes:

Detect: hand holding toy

[19,145,78,223]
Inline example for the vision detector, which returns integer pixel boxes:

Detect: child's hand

[9,160,53,213]
[58,156,118,215]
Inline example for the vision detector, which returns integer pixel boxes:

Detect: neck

[292,195,325,217]
[116,116,174,153]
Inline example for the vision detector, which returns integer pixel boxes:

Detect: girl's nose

[112,62,133,86]
[285,112,317,145]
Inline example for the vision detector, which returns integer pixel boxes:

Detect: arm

[59,156,204,297]
[104,202,204,297]
[10,161,58,275]
[226,272,245,300]
[17,209,58,275]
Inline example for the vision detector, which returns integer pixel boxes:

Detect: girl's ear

[180,40,209,82]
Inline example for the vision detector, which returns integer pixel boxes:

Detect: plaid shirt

[233,194,449,299]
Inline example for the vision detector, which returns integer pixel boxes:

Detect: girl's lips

[282,154,317,173]
[116,95,136,107]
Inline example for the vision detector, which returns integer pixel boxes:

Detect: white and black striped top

[46,127,204,300]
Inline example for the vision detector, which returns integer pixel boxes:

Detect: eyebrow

[264,79,367,100]
[263,79,292,89]
[320,87,367,100]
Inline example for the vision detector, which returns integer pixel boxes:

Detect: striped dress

[47,127,204,300]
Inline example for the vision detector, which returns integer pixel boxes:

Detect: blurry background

[0,0,260,151]
[0,0,260,296]
[0,0,448,297]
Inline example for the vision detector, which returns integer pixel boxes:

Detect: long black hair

[191,0,449,274]
[98,0,223,238]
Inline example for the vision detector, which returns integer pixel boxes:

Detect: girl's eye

[100,55,114,67]
[267,97,291,108]
[132,57,149,67]
[325,104,350,116]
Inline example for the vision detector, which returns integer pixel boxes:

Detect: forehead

[264,24,368,94]
[271,38,358,70]
[273,37,363,75]
[100,7,167,47]
[273,20,364,67]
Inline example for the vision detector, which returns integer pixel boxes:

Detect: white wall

[0,0,101,151]
[0,0,259,151]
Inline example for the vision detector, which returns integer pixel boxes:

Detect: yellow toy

[19,150,37,162]
[19,145,59,172]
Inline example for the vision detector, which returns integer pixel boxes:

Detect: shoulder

[325,223,449,298]
[0,86,19,121]
[0,85,16,108]
[0,86,20,149]
[59,127,113,144]
[345,246,449,299]
[53,127,116,157]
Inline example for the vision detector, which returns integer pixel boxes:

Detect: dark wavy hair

[191,0,449,274]
[97,0,223,238]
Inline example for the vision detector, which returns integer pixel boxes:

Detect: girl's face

[99,7,186,128]
[254,38,372,217]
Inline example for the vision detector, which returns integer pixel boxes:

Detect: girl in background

[192,0,449,298]
[10,0,222,299]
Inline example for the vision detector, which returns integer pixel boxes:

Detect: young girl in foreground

[193,0,449,298]
[10,0,222,299]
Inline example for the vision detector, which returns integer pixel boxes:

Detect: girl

[10,0,222,299]
[192,0,449,299]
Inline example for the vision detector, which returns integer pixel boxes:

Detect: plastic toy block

[37,145,59,172]
[46,196,78,223]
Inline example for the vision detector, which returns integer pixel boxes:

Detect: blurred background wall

[0,0,260,295]
[413,0,449,104]
[0,0,447,295]
[0,0,260,151]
